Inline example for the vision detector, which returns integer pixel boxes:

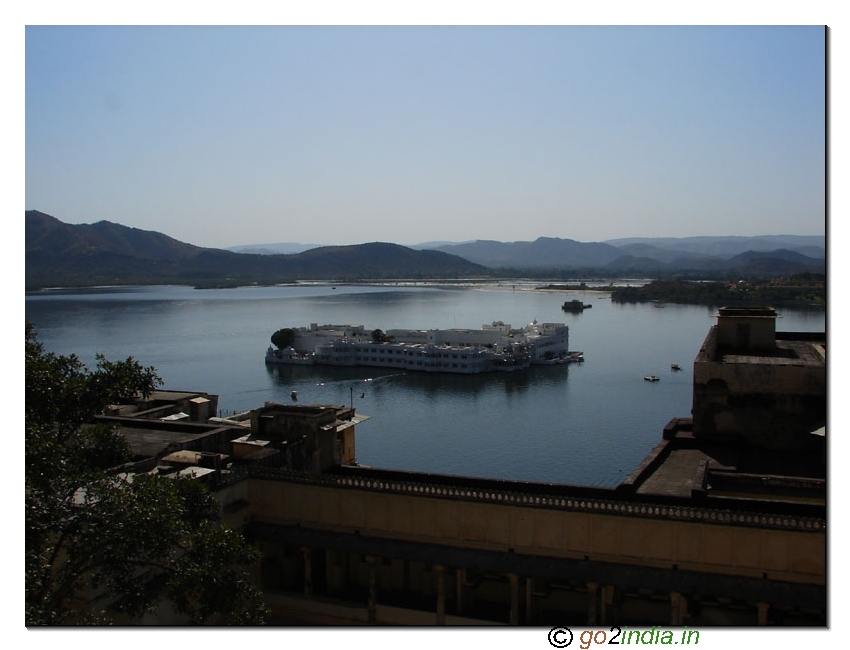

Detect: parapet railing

[243,464,825,533]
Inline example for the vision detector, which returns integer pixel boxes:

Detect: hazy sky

[25,24,826,249]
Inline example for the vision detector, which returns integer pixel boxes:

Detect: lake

[25,283,826,487]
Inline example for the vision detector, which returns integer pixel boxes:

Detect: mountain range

[25,211,487,289]
[428,235,824,271]
[25,210,825,290]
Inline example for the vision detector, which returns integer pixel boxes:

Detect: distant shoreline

[27,278,641,293]
[25,276,825,310]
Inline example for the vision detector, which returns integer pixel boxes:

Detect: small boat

[644,375,660,382]
[562,299,592,312]
[670,363,682,371]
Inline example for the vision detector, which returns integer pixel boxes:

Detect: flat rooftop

[635,447,738,498]
[626,420,826,503]
[143,390,211,401]
[719,338,826,366]
[120,426,220,459]
[697,328,825,366]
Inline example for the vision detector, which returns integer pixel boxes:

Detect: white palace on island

[265,321,575,374]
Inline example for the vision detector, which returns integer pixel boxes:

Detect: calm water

[25,283,826,487]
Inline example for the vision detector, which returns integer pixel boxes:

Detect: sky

[23,20,827,249]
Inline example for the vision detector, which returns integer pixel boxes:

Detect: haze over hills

[603,235,826,259]
[225,240,476,255]
[226,242,322,255]
[25,210,825,290]
[427,236,824,273]
[430,238,624,269]
[231,235,825,269]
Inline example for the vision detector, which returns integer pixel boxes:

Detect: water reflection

[265,362,569,402]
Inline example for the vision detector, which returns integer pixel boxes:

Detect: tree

[25,323,267,625]
[270,327,295,350]
[371,328,390,343]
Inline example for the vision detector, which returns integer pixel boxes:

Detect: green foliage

[371,328,390,343]
[166,526,267,625]
[270,327,295,350]
[25,323,267,625]
[610,277,826,307]
[25,323,161,448]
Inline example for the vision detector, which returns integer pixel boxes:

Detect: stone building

[691,307,826,451]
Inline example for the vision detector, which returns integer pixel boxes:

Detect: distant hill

[226,242,321,255]
[724,249,827,276]
[603,255,675,274]
[612,243,718,265]
[727,248,823,265]
[25,211,488,289]
[599,248,823,277]
[603,235,825,259]
[433,237,624,269]
[429,235,824,276]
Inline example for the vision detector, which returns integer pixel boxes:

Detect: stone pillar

[587,582,599,625]
[525,577,534,624]
[600,585,615,625]
[670,591,687,626]
[323,548,333,594]
[301,546,313,596]
[434,564,446,625]
[324,549,339,594]
[456,568,465,615]
[509,573,520,625]
[757,602,769,626]
[403,558,410,593]
[367,556,378,623]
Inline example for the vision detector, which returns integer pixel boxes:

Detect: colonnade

[286,544,778,626]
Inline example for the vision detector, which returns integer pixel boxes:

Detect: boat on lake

[670,363,682,371]
[562,299,592,312]
[644,375,660,382]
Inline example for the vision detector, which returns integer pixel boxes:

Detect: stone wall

[246,472,825,586]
